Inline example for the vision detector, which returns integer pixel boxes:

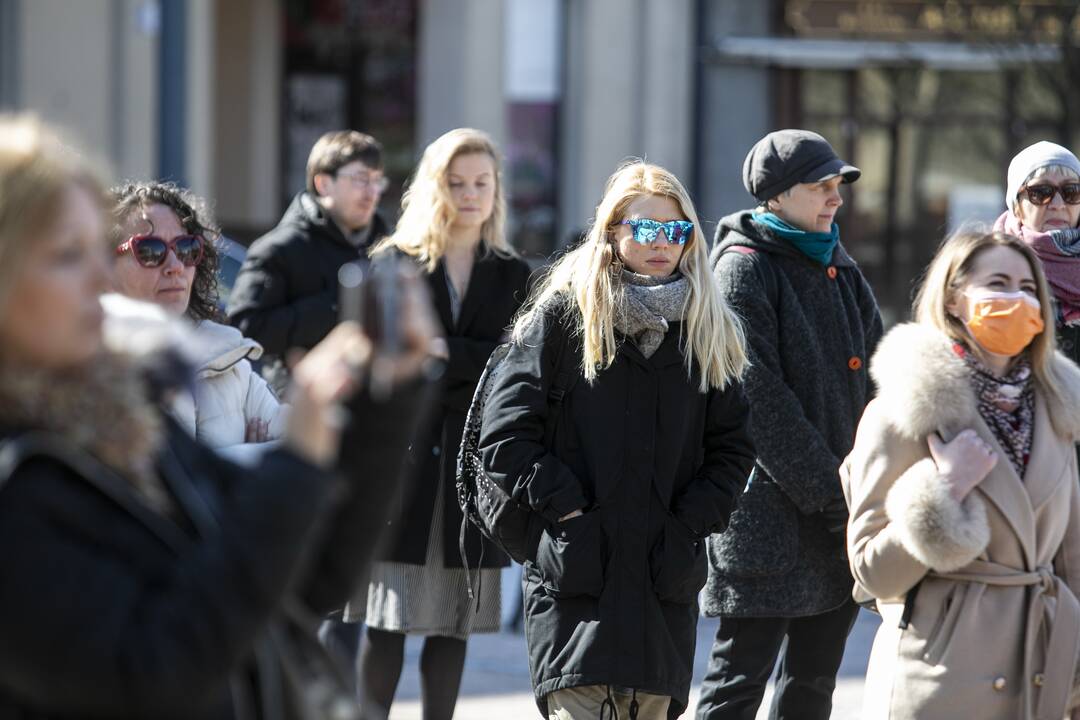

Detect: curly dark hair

[108,181,222,322]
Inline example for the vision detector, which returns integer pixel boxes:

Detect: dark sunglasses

[620,218,694,245]
[115,234,205,268]
[1019,182,1080,206]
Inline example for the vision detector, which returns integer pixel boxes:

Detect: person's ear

[312,173,333,197]
[945,291,964,322]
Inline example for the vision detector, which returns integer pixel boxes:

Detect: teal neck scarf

[754,212,839,266]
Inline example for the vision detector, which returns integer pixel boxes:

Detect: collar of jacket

[713,209,857,269]
[615,320,687,370]
[872,322,1080,575]
[192,319,262,377]
[869,322,1080,444]
[290,191,391,251]
[752,212,840,266]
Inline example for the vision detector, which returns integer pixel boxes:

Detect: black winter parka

[479,301,755,718]
[226,192,392,393]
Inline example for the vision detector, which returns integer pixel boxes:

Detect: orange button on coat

[827,266,838,279]
[848,356,862,371]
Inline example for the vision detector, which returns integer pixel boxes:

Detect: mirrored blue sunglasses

[620,218,694,245]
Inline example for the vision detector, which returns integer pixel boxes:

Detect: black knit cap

[743,129,860,203]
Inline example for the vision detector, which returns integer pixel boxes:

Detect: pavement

[387,604,881,719]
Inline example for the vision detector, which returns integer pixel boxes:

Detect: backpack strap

[542,316,580,448]
[722,246,779,309]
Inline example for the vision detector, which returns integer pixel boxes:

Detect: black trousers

[695,599,859,720]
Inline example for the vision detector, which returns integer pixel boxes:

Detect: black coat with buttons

[702,210,883,619]
[377,251,532,568]
[479,300,755,717]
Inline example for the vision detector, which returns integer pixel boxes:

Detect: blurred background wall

[3,0,1079,318]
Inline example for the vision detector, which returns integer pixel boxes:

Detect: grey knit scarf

[614,270,689,358]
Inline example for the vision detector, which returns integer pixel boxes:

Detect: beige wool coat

[841,322,1080,720]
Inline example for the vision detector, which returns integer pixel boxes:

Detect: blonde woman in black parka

[479,161,755,720]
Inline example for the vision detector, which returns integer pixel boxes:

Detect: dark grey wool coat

[703,210,883,618]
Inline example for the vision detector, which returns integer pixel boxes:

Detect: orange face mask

[964,290,1045,356]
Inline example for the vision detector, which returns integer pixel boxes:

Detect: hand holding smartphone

[338,256,440,399]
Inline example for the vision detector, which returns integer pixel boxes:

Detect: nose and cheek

[161,249,186,275]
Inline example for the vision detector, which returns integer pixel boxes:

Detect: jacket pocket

[534,511,605,598]
[709,475,798,578]
[651,516,708,604]
[922,583,964,666]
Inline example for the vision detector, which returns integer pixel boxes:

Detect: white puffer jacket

[170,320,288,450]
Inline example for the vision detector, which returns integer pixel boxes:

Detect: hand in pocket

[535,512,605,598]
[651,516,707,604]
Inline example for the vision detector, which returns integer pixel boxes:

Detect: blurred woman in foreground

[0,114,435,719]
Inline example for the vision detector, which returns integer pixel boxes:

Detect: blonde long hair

[372,128,514,271]
[914,230,1071,435]
[0,115,104,314]
[512,161,747,392]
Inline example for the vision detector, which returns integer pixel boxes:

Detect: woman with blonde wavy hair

[841,230,1080,719]
[355,127,532,720]
[479,161,755,719]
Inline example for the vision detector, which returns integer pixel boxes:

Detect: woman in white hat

[995,140,1080,365]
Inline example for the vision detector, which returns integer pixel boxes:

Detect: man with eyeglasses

[227,130,392,396]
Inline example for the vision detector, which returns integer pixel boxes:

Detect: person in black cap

[695,129,884,719]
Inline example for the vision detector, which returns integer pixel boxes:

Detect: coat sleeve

[842,400,990,601]
[714,251,843,514]
[0,446,338,717]
[226,236,338,356]
[298,375,439,614]
[671,380,755,537]
[478,307,589,523]
[241,360,289,440]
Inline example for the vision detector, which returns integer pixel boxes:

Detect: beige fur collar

[0,354,170,512]
[870,322,1080,442]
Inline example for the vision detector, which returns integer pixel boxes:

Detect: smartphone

[338,257,401,398]
[338,258,401,351]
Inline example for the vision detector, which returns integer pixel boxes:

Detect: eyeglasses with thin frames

[335,171,390,193]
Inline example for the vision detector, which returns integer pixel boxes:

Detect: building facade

[3,0,1077,315]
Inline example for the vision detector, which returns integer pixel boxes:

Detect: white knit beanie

[1006,140,1080,211]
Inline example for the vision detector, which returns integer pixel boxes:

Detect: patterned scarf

[963,350,1035,478]
[995,211,1080,325]
[614,270,689,358]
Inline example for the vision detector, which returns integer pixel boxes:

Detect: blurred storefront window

[778,0,1080,317]
[282,0,417,219]
[505,0,562,258]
